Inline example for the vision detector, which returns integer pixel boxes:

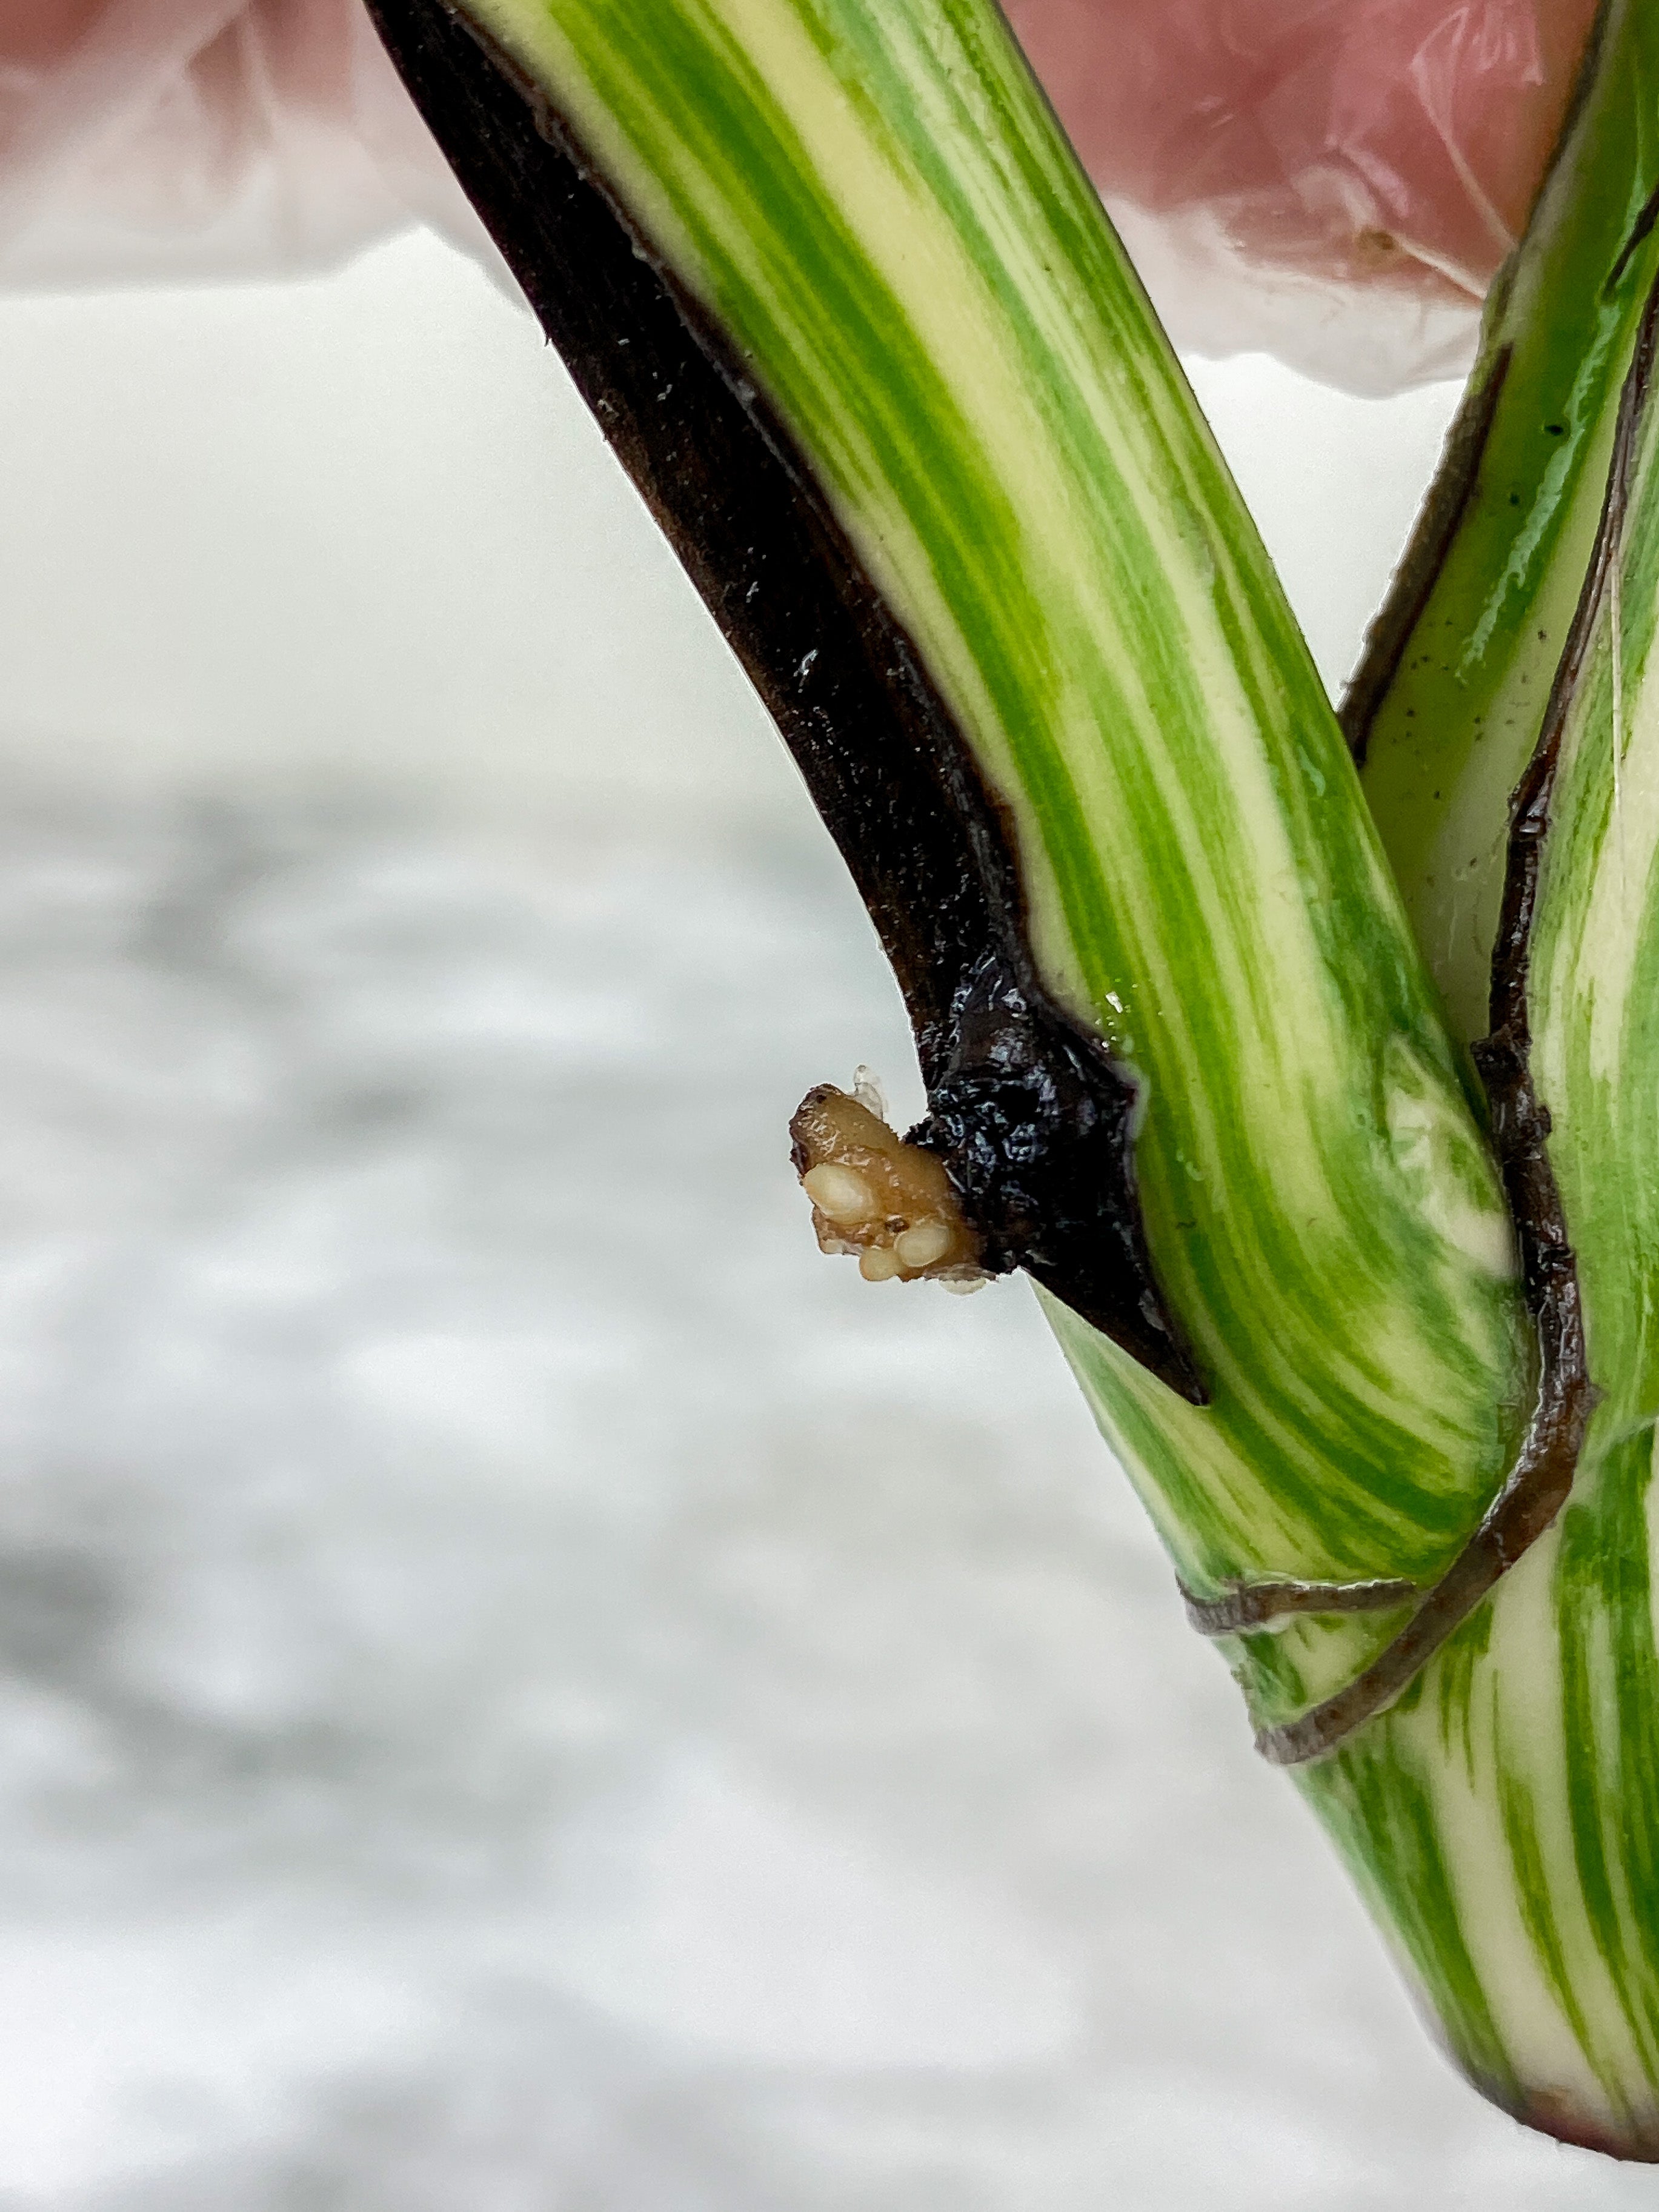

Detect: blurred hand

[0,0,1600,388]
[1008,0,1598,380]
[1011,0,1596,297]
[0,0,491,290]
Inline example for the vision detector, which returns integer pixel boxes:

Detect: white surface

[0,231,1644,2204]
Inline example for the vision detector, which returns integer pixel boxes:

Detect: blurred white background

[0,229,1642,2206]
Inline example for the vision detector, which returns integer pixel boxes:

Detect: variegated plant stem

[364,0,1655,2152]
[1322,308,1659,2148]
[1328,0,1659,2153]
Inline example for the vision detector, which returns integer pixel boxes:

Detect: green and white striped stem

[366,0,1658,2154]
[1322,0,1659,2153]
[1354,0,1659,1046]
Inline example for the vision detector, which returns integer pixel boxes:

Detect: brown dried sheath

[364,0,1203,1401]
[1180,1578,1417,1637]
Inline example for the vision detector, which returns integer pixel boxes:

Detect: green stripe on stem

[1311,17,1659,2107]
[1355,0,1659,1043]
[453,0,1525,1656]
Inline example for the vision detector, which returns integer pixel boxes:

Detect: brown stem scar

[1180,1578,1417,1637]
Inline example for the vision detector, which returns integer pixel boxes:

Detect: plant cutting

[362,0,1659,2158]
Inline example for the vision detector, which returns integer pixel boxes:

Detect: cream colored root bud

[894,1218,953,1269]
[801,1163,879,1225]
[790,1079,983,1286]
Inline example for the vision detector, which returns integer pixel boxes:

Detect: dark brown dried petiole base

[365,0,1203,1404]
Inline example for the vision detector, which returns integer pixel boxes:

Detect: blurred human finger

[1006,0,1599,390]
